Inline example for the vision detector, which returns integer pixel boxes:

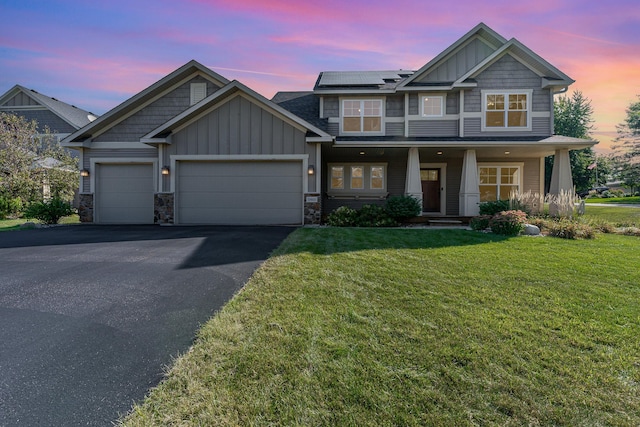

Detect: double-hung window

[483,90,531,130]
[328,163,387,195]
[479,165,522,201]
[342,99,383,133]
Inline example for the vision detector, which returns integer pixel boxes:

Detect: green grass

[585,196,640,204]
[582,205,640,226]
[121,229,640,426]
[0,214,79,231]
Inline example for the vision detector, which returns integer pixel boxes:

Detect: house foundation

[154,193,174,224]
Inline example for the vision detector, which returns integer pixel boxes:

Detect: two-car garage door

[94,160,303,225]
[176,160,303,225]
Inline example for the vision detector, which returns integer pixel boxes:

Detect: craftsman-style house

[61,23,594,225]
[275,22,594,218]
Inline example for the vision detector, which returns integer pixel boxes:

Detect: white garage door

[96,164,154,224]
[177,161,302,225]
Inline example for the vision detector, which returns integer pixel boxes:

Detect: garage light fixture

[307,165,315,175]
[161,166,170,175]
[80,169,90,177]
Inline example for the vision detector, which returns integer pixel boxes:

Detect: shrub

[509,190,543,215]
[546,219,595,240]
[355,204,397,227]
[0,196,23,219]
[618,227,640,237]
[325,206,358,227]
[23,197,74,225]
[469,215,492,231]
[479,200,510,216]
[385,195,421,221]
[489,210,527,236]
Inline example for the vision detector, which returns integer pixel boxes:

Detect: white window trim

[477,162,524,201]
[481,90,532,131]
[420,95,445,118]
[339,98,385,136]
[327,163,388,196]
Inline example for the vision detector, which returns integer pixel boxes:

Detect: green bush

[479,200,510,216]
[385,195,421,221]
[23,197,74,224]
[325,206,358,227]
[355,204,398,227]
[0,196,23,219]
[469,215,492,231]
[489,210,527,236]
[546,219,595,240]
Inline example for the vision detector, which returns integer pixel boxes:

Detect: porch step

[428,219,463,226]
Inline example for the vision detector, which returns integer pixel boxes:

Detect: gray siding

[408,94,419,115]
[409,120,458,137]
[477,157,541,195]
[416,37,496,83]
[445,158,462,215]
[386,122,404,136]
[95,76,221,142]
[323,96,339,118]
[3,109,76,133]
[446,95,459,115]
[464,55,549,113]
[386,95,404,117]
[327,122,339,135]
[2,92,39,106]
[463,117,550,137]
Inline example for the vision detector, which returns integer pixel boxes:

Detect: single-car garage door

[96,163,154,224]
[177,161,302,225]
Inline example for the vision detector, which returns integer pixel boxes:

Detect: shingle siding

[386,95,404,117]
[4,109,76,134]
[81,147,158,192]
[323,96,339,118]
[95,76,220,142]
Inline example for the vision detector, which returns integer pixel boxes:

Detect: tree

[545,91,603,193]
[612,96,640,193]
[0,112,78,206]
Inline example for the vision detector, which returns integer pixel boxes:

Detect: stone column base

[154,193,174,224]
[78,193,94,223]
[304,193,321,225]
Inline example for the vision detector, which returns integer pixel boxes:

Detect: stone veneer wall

[304,193,321,225]
[78,193,93,222]
[154,193,174,224]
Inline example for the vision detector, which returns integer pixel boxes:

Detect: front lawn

[0,214,79,231]
[583,205,640,227]
[585,196,640,204]
[121,229,640,426]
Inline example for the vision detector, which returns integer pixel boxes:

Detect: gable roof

[61,60,229,146]
[0,84,97,130]
[141,81,333,144]
[454,38,574,88]
[398,22,507,89]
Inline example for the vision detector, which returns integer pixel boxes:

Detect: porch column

[459,149,480,216]
[405,147,423,209]
[548,148,574,216]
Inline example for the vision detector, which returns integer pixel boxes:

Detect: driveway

[0,225,294,426]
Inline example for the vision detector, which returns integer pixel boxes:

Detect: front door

[421,168,441,213]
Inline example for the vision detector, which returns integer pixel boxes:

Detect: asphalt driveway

[0,225,294,426]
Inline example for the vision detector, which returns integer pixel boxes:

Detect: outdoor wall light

[436,151,443,155]
[504,151,511,155]
[161,166,170,175]
[359,151,366,155]
[308,165,315,175]
[80,169,90,177]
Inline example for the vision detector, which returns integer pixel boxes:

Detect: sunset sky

[1,0,638,152]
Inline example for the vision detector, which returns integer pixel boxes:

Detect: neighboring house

[61,60,332,225]
[0,84,97,144]
[275,23,595,218]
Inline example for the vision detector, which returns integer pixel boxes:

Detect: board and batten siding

[95,76,221,142]
[81,147,157,193]
[2,92,39,106]
[415,37,497,83]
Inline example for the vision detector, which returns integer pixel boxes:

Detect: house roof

[141,81,333,144]
[271,91,329,132]
[61,60,229,145]
[0,84,97,129]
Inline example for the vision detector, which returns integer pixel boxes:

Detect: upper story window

[421,96,444,117]
[482,90,532,130]
[341,99,383,134]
